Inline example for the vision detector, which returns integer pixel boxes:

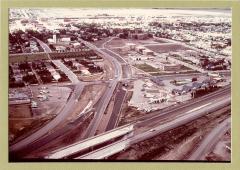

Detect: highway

[9,37,125,156]
[134,85,230,125]
[76,93,230,159]
[11,36,231,160]
[45,86,230,159]
[46,124,134,159]
[105,83,127,131]
[10,83,85,154]
[188,117,231,160]
[83,80,118,137]
[79,39,123,138]
[102,37,132,79]
[34,37,52,53]
[132,97,230,143]
[76,138,131,159]
[10,39,85,155]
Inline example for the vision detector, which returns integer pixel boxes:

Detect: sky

[9,8,231,19]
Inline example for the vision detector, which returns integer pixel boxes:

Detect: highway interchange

[45,85,230,160]
[9,37,231,161]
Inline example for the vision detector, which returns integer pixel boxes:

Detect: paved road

[132,96,230,144]
[188,117,231,160]
[76,92,230,159]
[79,39,122,138]
[41,86,230,159]
[46,124,134,159]
[10,83,85,154]
[76,138,130,159]
[52,60,79,84]
[34,38,52,53]
[101,48,126,64]
[135,85,230,125]
[10,37,89,156]
[102,38,132,79]
[105,83,127,131]
[10,37,127,157]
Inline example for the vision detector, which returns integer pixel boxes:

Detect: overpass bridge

[45,123,134,159]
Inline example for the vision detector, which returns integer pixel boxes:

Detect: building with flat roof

[53,34,57,43]
[125,43,136,50]
[143,49,154,56]
[158,61,181,71]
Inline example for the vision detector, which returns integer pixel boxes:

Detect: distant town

[9,8,231,161]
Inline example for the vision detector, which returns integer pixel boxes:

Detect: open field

[147,44,191,53]
[134,63,160,73]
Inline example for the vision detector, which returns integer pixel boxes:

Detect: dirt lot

[51,83,106,133]
[24,84,106,158]
[111,106,231,161]
[9,84,71,143]
[9,114,55,144]
[30,85,71,116]
[118,87,147,126]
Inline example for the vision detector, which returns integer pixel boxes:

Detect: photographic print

[8,8,231,162]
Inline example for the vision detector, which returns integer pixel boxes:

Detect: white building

[126,43,136,50]
[143,49,154,56]
[135,46,146,53]
[61,37,71,42]
[53,34,57,43]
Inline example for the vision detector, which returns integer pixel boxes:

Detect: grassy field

[134,63,199,76]
[134,63,160,72]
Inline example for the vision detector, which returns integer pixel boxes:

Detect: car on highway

[149,129,156,132]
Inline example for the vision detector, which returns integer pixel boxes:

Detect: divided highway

[79,39,125,138]
[76,94,230,159]
[43,86,230,159]
[11,37,231,161]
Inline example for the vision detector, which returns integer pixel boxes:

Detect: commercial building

[125,43,136,50]
[129,33,148,40]
[135,46,146,54]
[143,49,154,56]
[158,62,181,71]
[61,37,71,44]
